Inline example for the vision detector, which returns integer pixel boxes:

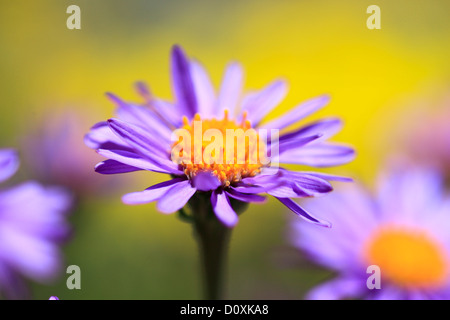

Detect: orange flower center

[171,110,268,186]
[364,226,448,289]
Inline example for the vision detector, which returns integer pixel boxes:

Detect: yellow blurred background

[0,0,449,299]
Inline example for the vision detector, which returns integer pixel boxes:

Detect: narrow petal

[279,118,343,143]
[0,149,19,183]
[267,184,301,198]
[190,60,215,117]
[211,190,239,227]
[151,99,182,127]
[97,149,180,175]
[259,95,330,129]
[276,197,331,227]
[279,143,355,167]
[282,170,334,194]
[122,178,185,205]
[107,118,167,155]
[240,170,284,186]
[107,119,181,173]
[263,171,332,197]
[226,188,266,203]
[231,185,270,194]
[300,171,353,182]
[170,45,197,118]
[84,121,129,151]
[95,159,142,175]
[306,277,365,300]
[239,172,285,192]
[217,62,243,117]
[134,82,181,127]
[266,178,331,198]
[107,93,172,140]
[277,133,323,155]
[157,179,196,213]
[241,80,288,126]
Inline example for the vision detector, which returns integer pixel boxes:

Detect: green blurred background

[0,0,449,299]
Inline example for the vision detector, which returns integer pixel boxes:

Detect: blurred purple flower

[290,166,450,300]
[0,149,72,299]
[85,45,354,228]
[49,296,59,300]
[22,110,122,199]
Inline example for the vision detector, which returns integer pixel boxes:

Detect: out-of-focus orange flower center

[172,110,268,186]
[365,226,448,289]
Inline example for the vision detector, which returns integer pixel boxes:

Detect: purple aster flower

[22,109,124,199]
[0,149,72,299]
[290,166,450,300]
[85,45,354,228]
[49,296,59,300]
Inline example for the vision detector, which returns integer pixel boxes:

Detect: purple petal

[134,81,152,99]
[277,197,331,227]
[0,149,19,183]
[170,45,197,118]
[371,287,404,300]
[0,225,63,280]
[97,148,180,175]
[0,182,72,239]
[267,185,301,198]
[151,99,183,127]
[376,166,443,222]
[95,159,142,175]
[279,118,343,143]
[241,80,288,126]
[277,134,323,155]
[157,179,196,213]
[300,171,353,182]
[122,178,185,205]
[259,95,330,129]
[107,119,181,173]
[231,184,270,194]
[279,143,355,167]
[306,277,365,300]
[264,178,330,198]
[225,188,266,203]
[211,190,238,227]
[0,182,72,280]
[192,172,221,191]
[238,173,285,193]
[240,171,283,186]
[107,118,167,154]
[217,62,243,117]
[190,60,215,118]
[84,121,129,151]
[282,170,334,194]
[134,82,181,127]
[107,93,172,140]
[263,172,332,197]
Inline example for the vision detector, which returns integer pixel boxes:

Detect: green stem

[191,195,231,300]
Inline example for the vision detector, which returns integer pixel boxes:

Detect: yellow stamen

[364,225,448,289]
[172,111,268,187]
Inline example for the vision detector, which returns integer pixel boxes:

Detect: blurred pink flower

[401,96,450,179]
